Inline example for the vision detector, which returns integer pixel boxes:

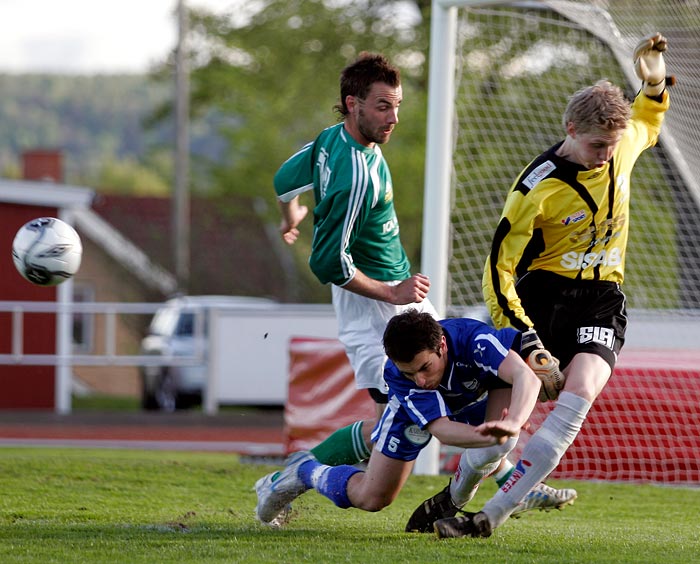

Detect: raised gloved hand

[633,32,668,97]
[520,328,565,402]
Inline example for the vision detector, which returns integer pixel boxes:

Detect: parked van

[139,295,276,411]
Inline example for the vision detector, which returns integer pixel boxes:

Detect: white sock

[450,437,517,507]
[492,459,514,483]
[481,391,591,528]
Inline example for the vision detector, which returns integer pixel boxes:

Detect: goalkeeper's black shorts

[515,270,627,371]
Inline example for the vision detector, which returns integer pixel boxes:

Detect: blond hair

[562,80,631,134]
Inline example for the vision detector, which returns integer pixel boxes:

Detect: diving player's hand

[634,32,667,97]
[474,414,528,445]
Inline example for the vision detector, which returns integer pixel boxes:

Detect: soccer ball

[12,217,83,286]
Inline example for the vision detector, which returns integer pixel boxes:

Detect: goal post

[423,0,700,314]
[420,0,459,320]
[422,0,523,320]
[419,0,700,480]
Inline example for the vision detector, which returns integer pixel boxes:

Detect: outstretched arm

[427,416,519,449]
[493,350,541,428]
[633,32,668,97]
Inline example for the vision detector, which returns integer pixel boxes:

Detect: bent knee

[354,494,394,512]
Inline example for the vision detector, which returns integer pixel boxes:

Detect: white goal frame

[421,0,700,319]
[417,0,700,476]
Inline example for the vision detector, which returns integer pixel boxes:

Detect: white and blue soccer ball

[12,217,83,286]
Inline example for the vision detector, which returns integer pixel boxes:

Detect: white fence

[2,300,697,416]
[0,301,202,366]
[0,301,204,414]
[0,300,338,415]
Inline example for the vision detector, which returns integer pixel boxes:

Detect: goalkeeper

[427,33,672,538]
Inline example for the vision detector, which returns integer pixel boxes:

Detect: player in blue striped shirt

[256,309,547,524]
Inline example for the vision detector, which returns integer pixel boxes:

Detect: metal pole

[414,0,459,476]
[421,0,458,320]
[173,0,191,292]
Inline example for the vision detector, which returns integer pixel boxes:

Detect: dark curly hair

[333,52,401,118]
[383,309,443,364]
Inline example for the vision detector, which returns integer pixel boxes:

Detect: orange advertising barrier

[510,348,700,484]
[284,337,376,455]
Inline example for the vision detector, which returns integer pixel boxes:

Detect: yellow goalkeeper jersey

[483,90,669,330]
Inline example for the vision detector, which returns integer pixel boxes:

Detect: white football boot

[510,482,577,518]
[254,451,315,525]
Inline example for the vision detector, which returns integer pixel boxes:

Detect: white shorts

[331,283,438,392]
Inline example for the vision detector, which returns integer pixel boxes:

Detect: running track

[0,409,286,456]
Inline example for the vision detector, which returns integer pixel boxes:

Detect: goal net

[423,0,700,483]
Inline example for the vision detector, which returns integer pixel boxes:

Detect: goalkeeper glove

[633,32,668,97]
[527,349,564,402]
[519,327,544,359]
[520,328,565,402]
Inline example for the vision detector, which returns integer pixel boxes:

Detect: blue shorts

[370,395,488,461]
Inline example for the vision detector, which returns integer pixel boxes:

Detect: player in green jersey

[272,52,437,468]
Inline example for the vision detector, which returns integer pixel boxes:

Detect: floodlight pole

[173,0,191,292]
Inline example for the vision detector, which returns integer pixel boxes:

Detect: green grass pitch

[0,447,697,563]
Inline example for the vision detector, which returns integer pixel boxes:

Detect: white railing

[0,300,205,366]
[0,301,206,414]
[0,300,339,416]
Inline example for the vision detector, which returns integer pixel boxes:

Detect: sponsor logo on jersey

[560,247,623,270]
[382,216,399,235]
[568,215,626,245]
[617,173,628,192]
[577,326,615,349]
[385,182,393,203]
[461,379,481,392]
[522,160,556,190]
[562,210,586,226]
[617,173,629,204]
[404,424,431,446]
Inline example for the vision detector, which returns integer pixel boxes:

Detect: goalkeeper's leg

[481,391,591,529]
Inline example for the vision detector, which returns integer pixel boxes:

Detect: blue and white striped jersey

[383,317,519,429]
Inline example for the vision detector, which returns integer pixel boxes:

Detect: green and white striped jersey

[274,123,411,286]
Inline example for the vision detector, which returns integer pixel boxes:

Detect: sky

[0,0,235,74]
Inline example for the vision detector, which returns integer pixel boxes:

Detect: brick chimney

[22,149,63,182]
